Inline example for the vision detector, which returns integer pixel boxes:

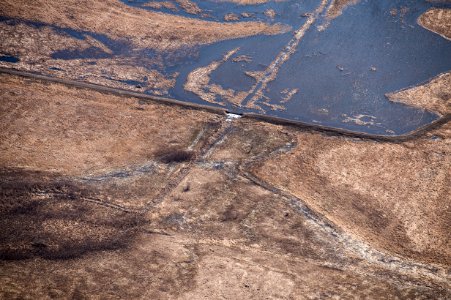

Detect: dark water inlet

[0,55,19,63]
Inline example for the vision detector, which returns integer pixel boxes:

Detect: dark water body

[165,0,451,135]
[0,55,19,63]
[262,0,451,134]
[2,0,450,135]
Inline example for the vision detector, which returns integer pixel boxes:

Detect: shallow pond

[166,0,451,135]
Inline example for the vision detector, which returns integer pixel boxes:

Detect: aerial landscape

[0,0,450,299]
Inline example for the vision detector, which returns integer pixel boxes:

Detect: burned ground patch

[156,148,195,164]
[0,168,147,260]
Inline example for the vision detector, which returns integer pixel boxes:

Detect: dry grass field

[0,0,450,299]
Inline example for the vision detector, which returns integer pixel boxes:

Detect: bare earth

[0,1,450,299]
[1,70,450,298]
[418,8,451,40]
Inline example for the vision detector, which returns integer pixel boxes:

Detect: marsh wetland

[1,0,450,135]
[0,0,450,299]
